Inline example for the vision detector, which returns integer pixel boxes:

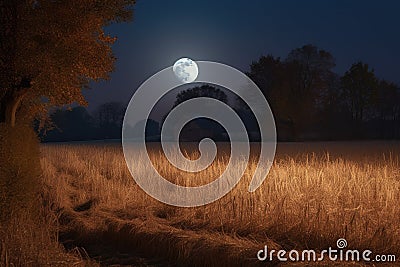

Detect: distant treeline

[39,102,160,142]
[245,44,400,140]
[40,44,400,142]
[39,103,126,142]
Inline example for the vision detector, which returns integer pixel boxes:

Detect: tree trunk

[288,118,298,141]
[1,89,27,127]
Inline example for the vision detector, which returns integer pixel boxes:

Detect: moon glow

[173,58,199,83]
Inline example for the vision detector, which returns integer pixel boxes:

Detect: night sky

[84,0,400,112]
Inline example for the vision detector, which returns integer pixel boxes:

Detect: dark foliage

[174,84,228,107]
[245,45,400,141]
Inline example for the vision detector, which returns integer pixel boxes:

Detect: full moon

[173,58,199,83]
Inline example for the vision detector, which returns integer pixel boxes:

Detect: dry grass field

[40,142,400,266]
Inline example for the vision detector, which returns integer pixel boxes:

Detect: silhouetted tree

[244,55,287,139]
[374,80,400,138]
[93,102,125,139]
[161,85,228,142]
[287,44,336,93]
[44,107,96,142]
[174,84,228,107]
[284,44,336,139]
[317,73,351,139]
[40,103,128,141]
[246,45,336,140]
[246,55,282,102]
[95,102,125,127]
[341,62,378,123]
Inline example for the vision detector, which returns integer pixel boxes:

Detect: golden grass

[40,142,400,266]
[0,212,98,267]
[0,124,99,267]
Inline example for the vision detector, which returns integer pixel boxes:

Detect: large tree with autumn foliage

[0,0,135,127]
[0,1,135,261]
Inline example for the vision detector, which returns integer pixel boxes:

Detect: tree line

[40,102,127,142]
[245,44,400,140]
[42,44,400,142]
